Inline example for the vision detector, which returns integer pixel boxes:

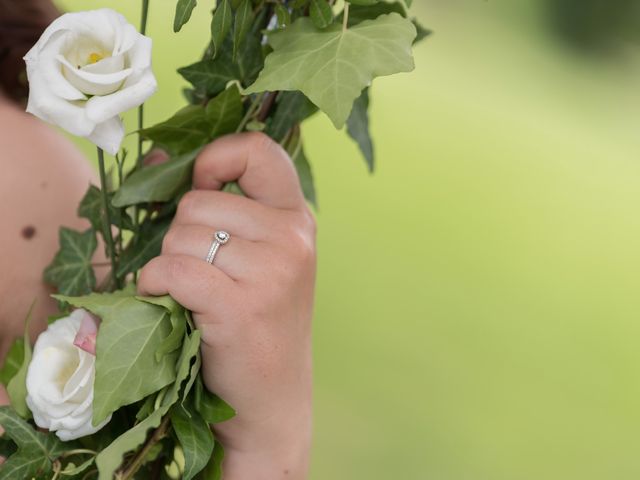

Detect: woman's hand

[137,132,316,480]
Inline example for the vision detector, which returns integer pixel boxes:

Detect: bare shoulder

[0,98,96,351]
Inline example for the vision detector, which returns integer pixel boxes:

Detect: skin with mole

[21,225,36,239]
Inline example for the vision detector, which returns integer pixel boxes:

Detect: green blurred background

[56,1,640,478]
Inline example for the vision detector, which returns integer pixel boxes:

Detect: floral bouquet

[0,0,426,478]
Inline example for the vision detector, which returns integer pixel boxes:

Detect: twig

[118,415,171,480]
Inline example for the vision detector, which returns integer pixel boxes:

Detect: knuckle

[175,190,198,221]
[161,227,177,253]
[246,131,277,155]
[168,255,189,280]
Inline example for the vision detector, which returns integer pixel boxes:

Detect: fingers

[173,189,282,241]
[193,132,306,211]
[137,254,237,314]
[161,224,264,279]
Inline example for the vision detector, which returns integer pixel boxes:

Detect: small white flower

[26,309,111,441]
[24,8,157,155]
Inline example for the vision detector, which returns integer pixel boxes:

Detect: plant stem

[236,93,266,133]
[343,2,350,31]
[133,0,151,280]
[137,0,150,169]
[97,148,120,289]
[119,415,170,480]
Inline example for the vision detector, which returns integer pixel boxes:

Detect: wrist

[215,402,312,480]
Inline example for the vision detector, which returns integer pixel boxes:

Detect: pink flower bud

[73,310,100,356]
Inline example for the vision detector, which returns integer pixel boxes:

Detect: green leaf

[141,85,243,156]
[275,4,291,27]
[405,0,413,7]
[179,60,238,98]
[0,406,64,479]
[292,142,317,207]
[116,217,171,278]
[265,91,318,142]
[346,1,406,26]
[205,84,244,137]
[137,296,186,361]
[245,13,417,128]
[413,19,431,44]
[112,151,198,207]
[95,331,201,479]
[54,290,181,425]
[349,0,381,5]
[59,456,95,476]
[171,403,214,480]
[0,437,16,458]
[141,105,212,155]
[174,0,198,32]
[6,308,33,419]
[233,0,253,61]
[310,0,333,29]
[44,228,97,296]
[78,185,134,233]
[346,88,374,171]
[0,338,24,386]
[194,376,236,424]
[211,0,233,58]
[197,442,224,480]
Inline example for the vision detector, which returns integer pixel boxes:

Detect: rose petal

[85,116,125,155]
[73,311,100,355]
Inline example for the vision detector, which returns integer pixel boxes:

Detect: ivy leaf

[405,0,413,7]
[293,142,317,207]
[141,105,212,155]
[265,91,318,142]
[347,1,406,26]
[349,0,381,5]
[137,296,186,361]
[413,19,432,44]
[211,0,233,58]
[6,308,33,419]
[346,88,374,171]
[310,0,333,29]
[141,85,243,155]
[233,0,253,61]
[116,217,171,278]
[171,403,214,480]
[0,406,64,480]
[197,442,225,480]
[78,185,134,235]
[194,376,236,424]
[180,23,263,97]
[95,331,202,480]
[174,0,198,32]
[113,150,198,207]
[54,290,180,425]
[274,4,291,27]
[44,228,97,296]
[245,13,417,128]
[0,338,24,386]
[179,59,238,98]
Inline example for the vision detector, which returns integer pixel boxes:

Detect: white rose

[23,8,157,155]
[26,309,111,441]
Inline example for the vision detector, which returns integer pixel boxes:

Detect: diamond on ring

[205,231,230,265]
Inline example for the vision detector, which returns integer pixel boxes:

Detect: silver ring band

[205,231,230,265]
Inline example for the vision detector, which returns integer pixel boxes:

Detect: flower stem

[97,147,120,289]
[343,2,350,32]
[236,93,265,133]
[119,415,170,480]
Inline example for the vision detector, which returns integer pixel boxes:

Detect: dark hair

[0,0,59,103]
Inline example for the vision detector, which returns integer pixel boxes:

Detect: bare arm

[0,96,97,356]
